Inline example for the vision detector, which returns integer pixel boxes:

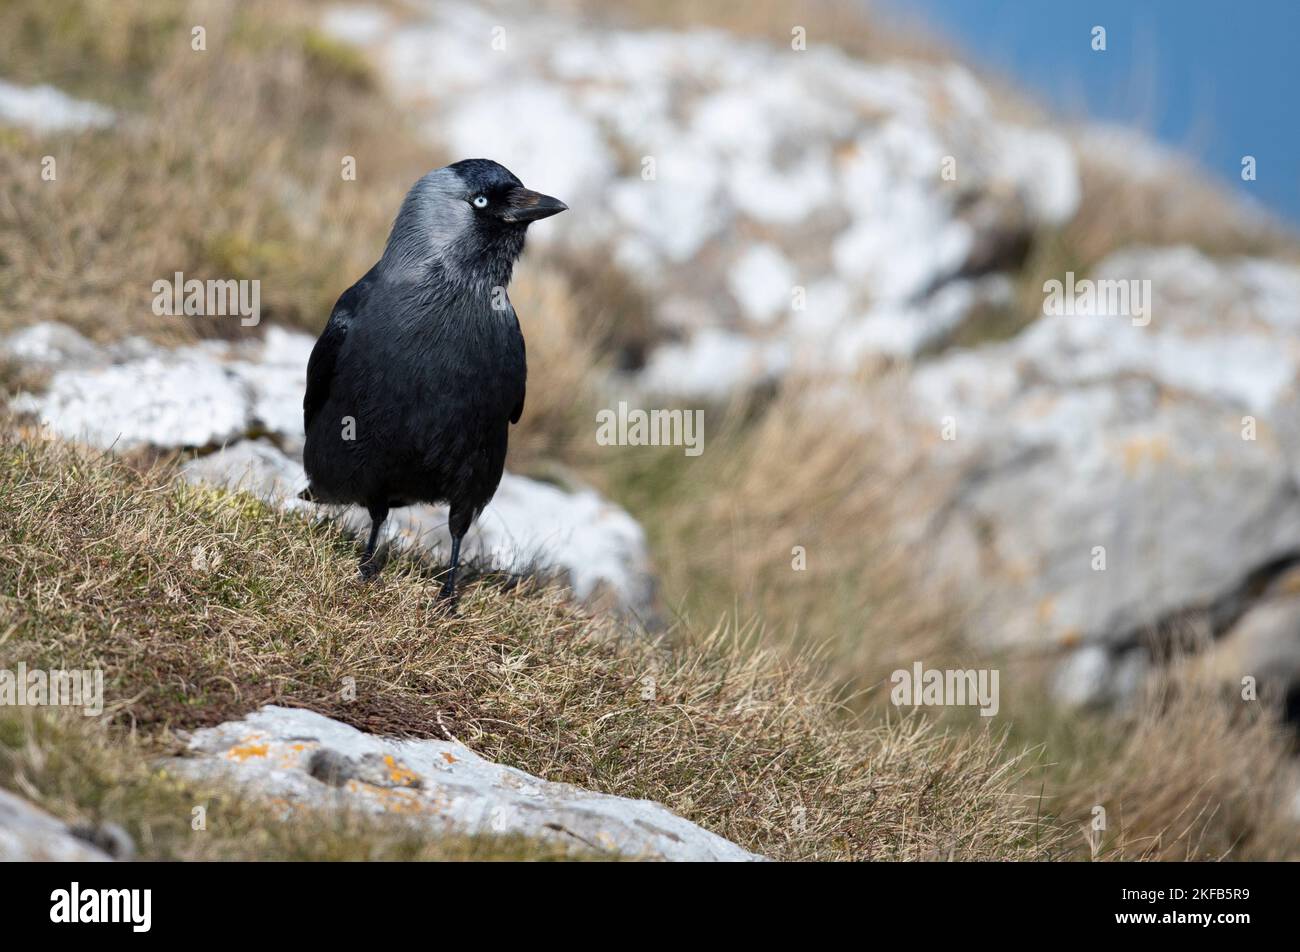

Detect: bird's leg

[359,504,388,580]
[438,505,474,604]
[438,532,462,602]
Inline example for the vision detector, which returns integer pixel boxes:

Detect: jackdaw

[300,159,567,602]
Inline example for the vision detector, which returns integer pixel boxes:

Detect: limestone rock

[162,705,761,861]
[0,789,114,862]
[0,79,114,133]
[5,324,316,451]
[898,248,1300,667]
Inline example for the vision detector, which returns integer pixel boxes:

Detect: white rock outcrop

[893,248,1300,674]
[14,349,255,449]
[6,325,314,451]
[322,2,1081,394]
[0,790,113,862]
[0,79,114,133]
[163,705,761,861]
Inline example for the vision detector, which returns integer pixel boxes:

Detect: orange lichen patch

[833,140,859,163]
[1121,435,1170,474]
[274,741,317,770]
[1036,596,1056,625]
[441,752,456,765]
[263,794,306,819]
[345,779,430,816]
[1058,627,1083,648]
[382,754,420,787]
[226,742,269,762]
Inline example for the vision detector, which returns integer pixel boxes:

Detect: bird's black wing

[304,281,363,433]
[510,313,526,425]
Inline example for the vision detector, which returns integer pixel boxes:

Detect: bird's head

[383,159,567,288]
[447,158,568,227]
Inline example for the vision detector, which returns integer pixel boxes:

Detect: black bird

[300,159,567,602]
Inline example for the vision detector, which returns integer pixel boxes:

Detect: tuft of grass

[1064,145,1299,266]
[0,0,430,345]
[0,0,181,102]
[501,263,609,474]
[1043,678,1300,861]
[600,376,964,704]
[563,0,954,64]
[298,27,376,90]
[0,429,1062,860]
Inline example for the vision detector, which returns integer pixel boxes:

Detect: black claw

[434,584,459,616]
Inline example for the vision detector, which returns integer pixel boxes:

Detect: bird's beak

[503,188,568,223]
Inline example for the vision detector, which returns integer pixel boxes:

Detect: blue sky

[878,0,1300,228]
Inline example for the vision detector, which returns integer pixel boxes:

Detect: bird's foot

[359,557,382,582]
[435,580,459,615]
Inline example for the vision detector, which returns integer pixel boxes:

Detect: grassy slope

[0,431,1060,860]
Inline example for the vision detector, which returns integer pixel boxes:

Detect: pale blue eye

[472,195,488,208]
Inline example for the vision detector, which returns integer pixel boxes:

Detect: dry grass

[1025,678,1300,861]
[1065,145,1299,266]
[499,263,608,474]
[0,0,431,344]
[597,375,965,704]
[562,0,953,64]
[0,429,1062,860]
